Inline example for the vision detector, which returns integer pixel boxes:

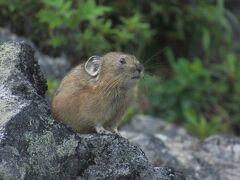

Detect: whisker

[143,46,169,66]
[101,75,123,97]
[100,80,116,97]
[105,77,122,97]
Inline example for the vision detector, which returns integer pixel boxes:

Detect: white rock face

[0,28,70,78]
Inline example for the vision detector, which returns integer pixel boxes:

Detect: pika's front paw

[95,125,113,135]
[104,127,122,137]
[112,128,121,136]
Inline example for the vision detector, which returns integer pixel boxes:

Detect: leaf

[37,9,63,28]
[225,53,237,77]
[77,0,112,21]
[202,28,210,53]
[41,0,65,8]
[48,35,67,47]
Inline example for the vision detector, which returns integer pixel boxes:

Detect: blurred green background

[1,0,239,140]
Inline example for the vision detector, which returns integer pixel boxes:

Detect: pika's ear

[85,56,102,77]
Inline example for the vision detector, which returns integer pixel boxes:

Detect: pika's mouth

[132,73,144,79]
[131,64,144,80]
[132,75,141,79]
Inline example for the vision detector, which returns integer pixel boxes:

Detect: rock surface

[122,116,240,180]
[0,42,185,180]
[0,27,70,78]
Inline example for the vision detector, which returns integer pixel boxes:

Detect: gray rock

[0,42,185,180]
[122,115,240,180]
[122,115,197,141]
[0,27,70,78]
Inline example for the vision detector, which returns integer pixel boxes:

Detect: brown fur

[51,52,144,134]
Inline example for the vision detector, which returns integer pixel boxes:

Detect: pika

[51,52,144,134]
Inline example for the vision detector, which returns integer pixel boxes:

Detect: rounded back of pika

[51,52,144,133]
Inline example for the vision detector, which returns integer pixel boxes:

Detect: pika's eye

[120,58,126,64]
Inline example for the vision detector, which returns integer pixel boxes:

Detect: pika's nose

[136,64,144,73]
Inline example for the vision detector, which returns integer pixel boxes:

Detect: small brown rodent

[51,52,144,134]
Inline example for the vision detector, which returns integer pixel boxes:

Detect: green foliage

[140,54,240,138]
[0,0,236,60]
[47,78,60,97]
[184,109,226,141]
[143,0,235,57]
[37,0,113,49]
[0,0,153,59]
[140,58,211,122]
